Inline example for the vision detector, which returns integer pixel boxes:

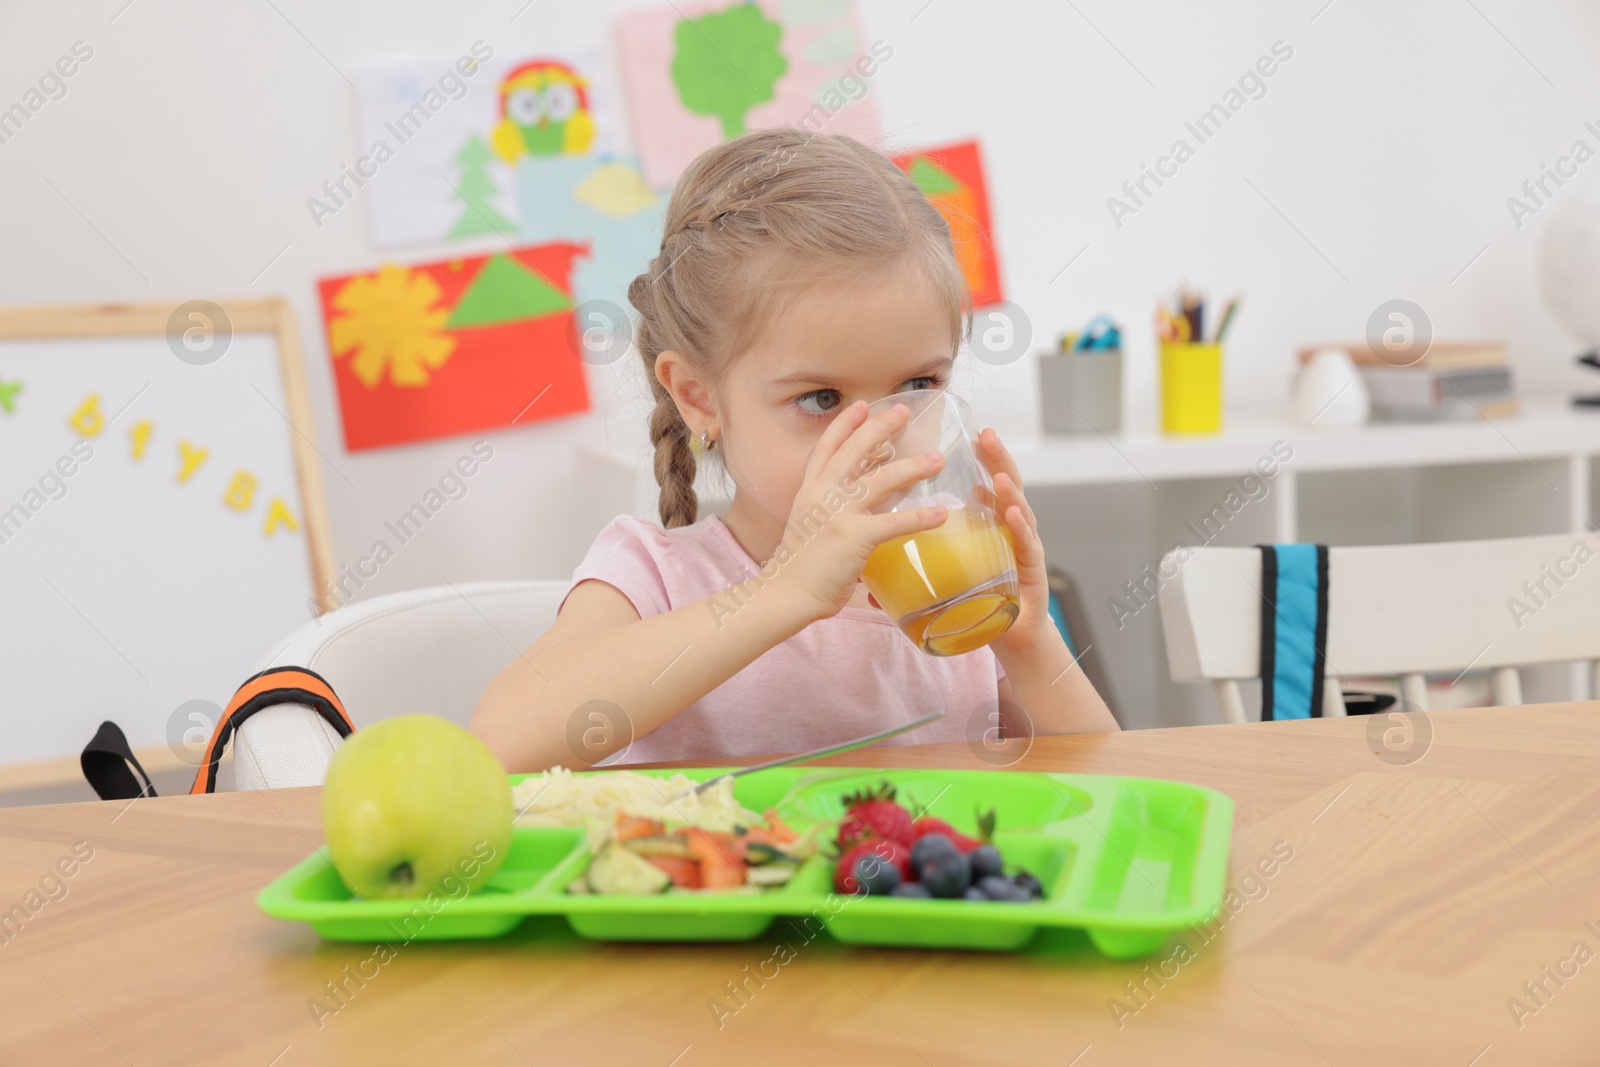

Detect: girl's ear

[655,350,718,438]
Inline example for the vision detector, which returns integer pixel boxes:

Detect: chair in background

[1047,566,1120,725]
[1157,533,1600,723]
[233,581,568,791]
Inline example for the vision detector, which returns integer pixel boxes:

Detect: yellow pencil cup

[1159,342,1223,435]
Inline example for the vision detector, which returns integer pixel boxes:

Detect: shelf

[1008,399,1600,488]
[583,399,1600,508]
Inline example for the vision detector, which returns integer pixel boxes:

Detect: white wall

[3,0,1599,606]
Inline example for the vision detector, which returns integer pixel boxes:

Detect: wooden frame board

[0,297,338,781]
[0,298,336,609]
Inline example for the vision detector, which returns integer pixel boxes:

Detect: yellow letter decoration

[177,441,209,483]
[129,420,153,460]
[70,393,104,437]
[223,470,257,511]
[264,497,299,536]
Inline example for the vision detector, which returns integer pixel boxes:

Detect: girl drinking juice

[471,130,1116,771]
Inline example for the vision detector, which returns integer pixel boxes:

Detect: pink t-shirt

[564,515,1003,763]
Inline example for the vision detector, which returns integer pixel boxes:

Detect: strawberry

[912,810,996,854]
[837,782,916,847]
[833,837,909,894]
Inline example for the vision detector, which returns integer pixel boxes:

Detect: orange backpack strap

[191,666,354,794]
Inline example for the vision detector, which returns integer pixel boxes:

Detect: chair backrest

[233,580,568,790]
[1047,566,1120,724]
[1157,534,1600,722]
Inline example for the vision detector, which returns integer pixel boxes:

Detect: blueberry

[968,844,1003,880]
[975,874,1012,896]
[918,849,972,898]
[978,874,1030,902]
[853,854,901,895]
[963,885,991,901]
[1013,871,1044,899]
[910,833,958,870]
[889,881,933,898]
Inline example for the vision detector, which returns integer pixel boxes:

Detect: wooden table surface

[4,703,1599,1066]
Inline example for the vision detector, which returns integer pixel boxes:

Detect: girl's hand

[774,400,950,623]
[977,428,1057,660]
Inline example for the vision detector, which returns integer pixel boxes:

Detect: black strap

[1311,544,1330,718]
[1258,546,1279,721]
[1342,691,1397,715]
[81,720,158,801]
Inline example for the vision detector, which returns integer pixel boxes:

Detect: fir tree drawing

[448,132,515,239]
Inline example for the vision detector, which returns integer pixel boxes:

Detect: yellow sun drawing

[328,264,457,388]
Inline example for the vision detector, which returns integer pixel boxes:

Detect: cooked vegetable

[745,864,799,888]
[643,854,702,888]
[744,842,793,867]
[685,828,747,889]
[762,809,799,844]
[625,834,695,858]
[587,841,670,895]
[615,815,665,842]
[564,798,811,895]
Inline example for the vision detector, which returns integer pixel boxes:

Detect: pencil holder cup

[1037,349,1122,435]
[1159,342,1223,434]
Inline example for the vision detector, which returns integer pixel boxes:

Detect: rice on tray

[511,767,758,834]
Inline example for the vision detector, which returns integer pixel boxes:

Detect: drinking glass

[859,390,1019,656]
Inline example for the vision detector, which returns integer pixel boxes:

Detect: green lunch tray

[257,766,1234,959]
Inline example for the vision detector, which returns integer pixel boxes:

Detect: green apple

[321,714,513,899]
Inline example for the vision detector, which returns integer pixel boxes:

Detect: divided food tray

[258,766,1234,958]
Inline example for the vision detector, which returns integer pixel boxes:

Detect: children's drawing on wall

[350,46,660,310]
[614,0,885,188]
[891,140,1004,309]
[317,243,591,452]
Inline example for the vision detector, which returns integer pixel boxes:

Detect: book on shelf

[1296,341,1507,370]
[1359,365,1518,422]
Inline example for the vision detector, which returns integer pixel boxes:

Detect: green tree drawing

[449,132,515,239]
[671,3,787,140]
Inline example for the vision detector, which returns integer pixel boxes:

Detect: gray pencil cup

[1038,349,1123,435]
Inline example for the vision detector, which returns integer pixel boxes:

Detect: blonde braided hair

[627,129,969,528]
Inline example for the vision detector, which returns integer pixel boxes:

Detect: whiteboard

[0,301,333,767]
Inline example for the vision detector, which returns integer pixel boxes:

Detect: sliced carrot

[685,828,746,889]
[615,815,664,842]
[762,809,799,844]
[644,855,702,889]
[700,829,745,857]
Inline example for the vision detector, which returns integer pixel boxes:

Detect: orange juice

[861,508,1019,656]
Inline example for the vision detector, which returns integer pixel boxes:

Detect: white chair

[233,581,568,791]
[1157,533,1600,722]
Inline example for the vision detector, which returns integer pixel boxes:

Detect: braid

[649,384,698,528]
[630,269,699,529]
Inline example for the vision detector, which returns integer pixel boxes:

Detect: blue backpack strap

[1257,543,1329,720]
[1047,581,1077,657]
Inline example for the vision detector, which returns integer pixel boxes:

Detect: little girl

[472,129,1116,772]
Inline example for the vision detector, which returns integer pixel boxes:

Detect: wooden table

[4,703,1599,1066]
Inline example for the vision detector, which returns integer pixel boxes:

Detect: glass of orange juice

[859,390,1019,656]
